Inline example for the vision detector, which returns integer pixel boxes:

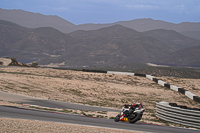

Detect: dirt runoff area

[0,117,142,133]
[0,67,200,131]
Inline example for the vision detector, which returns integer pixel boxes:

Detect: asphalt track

[1,106,200,133]
[0,91,119,112]
[0,91,199,132]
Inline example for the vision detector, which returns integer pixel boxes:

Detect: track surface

[0,91,199,132]
[0,91,120,112]
[0,106,199,133]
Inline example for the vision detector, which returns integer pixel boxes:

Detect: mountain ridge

[0,8,76,33]
[0,8,199,40]
[1,19,200,68]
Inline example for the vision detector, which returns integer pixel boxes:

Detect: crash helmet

[136,102,141,105]
[136,102,143,108]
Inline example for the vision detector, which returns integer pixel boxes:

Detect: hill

[0,19,30,49]
[0,20,76,62]
[0,8,76,33]
[115,19,200,32]
[0,8,200,40]
[11,27,75,54]
[158,45,200,66]
[180,31,200,40]
[143,29,200,50]
[1,19,200,68]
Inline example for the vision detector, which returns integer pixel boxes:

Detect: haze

[0,0,200,24]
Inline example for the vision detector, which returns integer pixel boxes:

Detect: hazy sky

[0,0,200,24]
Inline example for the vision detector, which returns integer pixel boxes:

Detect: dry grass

[0,67,200,127]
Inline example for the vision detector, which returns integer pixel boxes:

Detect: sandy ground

[0,67,200,131]
[0,117,142,133]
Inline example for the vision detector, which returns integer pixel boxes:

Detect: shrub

[31,62,38,67]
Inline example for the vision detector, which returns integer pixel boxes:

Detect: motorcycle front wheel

[114,114,120,122]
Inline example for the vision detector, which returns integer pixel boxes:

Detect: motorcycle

[114,103,145,123]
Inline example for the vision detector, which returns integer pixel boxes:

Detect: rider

[130,102,143,111]
[121,102,143,115]
[121,104,131,115]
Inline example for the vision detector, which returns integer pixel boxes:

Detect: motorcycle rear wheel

[128,113,141,123]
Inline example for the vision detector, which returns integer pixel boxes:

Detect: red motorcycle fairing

[119,114,129,122]
[130,103,143,109]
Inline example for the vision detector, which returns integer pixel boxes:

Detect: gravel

[0,117,142,133]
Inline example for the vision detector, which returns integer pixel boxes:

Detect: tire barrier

[82,69,107,73]
[146,75,154,80]
[169,103,200,111]
[82,70,200,103]
[164,84,170,89]
[156,101,200,128]
[134,73,146,77]
[152,78,159,83]
[107,71,135,76]
[194,96,200,103]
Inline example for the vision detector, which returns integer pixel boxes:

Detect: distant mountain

[12,27,75,54]
[64,25,169,66]
[157,45,200,66]
[69,24,141,40]
[115,19,200,32]
[0,19,30,50]
[0,8,75,33]
[180,31,200,40]
[0,8,200,40]
[1,19,200,67]
[143,29,200,50]
[76,19,200,40]
[0,19,77,60]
